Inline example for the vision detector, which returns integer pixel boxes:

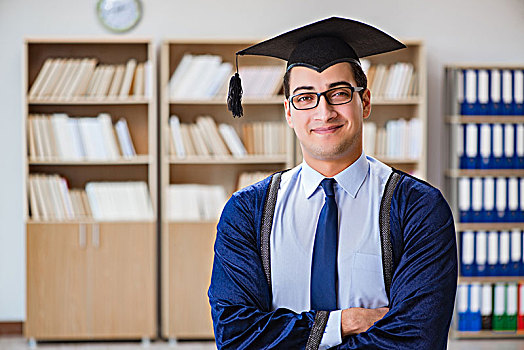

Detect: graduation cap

[227,17,405,117]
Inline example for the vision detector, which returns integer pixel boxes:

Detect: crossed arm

[208,184,457,349]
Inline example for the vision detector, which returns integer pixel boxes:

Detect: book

[119,58,137,98]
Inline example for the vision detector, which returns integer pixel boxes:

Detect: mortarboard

[227,17,405,117]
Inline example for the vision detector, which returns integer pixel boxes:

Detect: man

[209,17,457,349]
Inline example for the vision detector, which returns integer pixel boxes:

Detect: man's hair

[283,61,368,99]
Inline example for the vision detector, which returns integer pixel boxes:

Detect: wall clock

[97,0,142,33]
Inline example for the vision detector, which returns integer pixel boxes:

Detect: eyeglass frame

[288,85,365,110]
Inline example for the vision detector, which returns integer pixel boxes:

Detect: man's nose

[315,95,336,121]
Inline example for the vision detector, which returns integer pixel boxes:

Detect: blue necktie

[310,178,338,311]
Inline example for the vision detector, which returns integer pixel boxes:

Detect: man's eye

[297,95,314,102]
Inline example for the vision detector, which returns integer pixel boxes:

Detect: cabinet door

[26,223,89,339]
[89,222,156,338]
[169,222,216,339]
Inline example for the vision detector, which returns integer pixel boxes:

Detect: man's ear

[284,99,294,128]
[362,89,372,120]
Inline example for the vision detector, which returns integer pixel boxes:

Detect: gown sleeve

[208,181,322,349]
[337,175,458,350]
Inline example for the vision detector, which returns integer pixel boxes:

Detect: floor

[2,337,524,350]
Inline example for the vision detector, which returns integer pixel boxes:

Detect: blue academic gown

[208,170,458,349]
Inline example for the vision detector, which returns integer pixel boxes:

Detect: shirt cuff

[319,310,342,349]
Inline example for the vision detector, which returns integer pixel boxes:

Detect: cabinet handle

[92,223,100,248]
[79,224,87,249]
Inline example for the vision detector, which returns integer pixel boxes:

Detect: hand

[340,307,389,337]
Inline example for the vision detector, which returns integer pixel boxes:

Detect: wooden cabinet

[23,39,157,341]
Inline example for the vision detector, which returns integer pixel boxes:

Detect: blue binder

[502,70,514,115]
[461,231,475,276]
[513,70,524,115]
[462,69,478,115]
[487,231,499,276]
[490,69,502,115]
[475,231,487,276]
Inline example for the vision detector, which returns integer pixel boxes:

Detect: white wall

[1,0,524,321]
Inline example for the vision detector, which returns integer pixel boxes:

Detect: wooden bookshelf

[160,39,295,340]
[23,39,157,342]
[444,64,524,339]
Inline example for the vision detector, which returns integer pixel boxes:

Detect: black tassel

[227,72,243,118]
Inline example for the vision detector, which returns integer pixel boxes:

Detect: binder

[461,231,475,276]
[479,123,492,169]
[457,124,465,169]
[490,69,502,115]
[507,177,519,222]
[499,231,510,276]
[458,177,471,222]
[478,70,490,115]
[521,179,524,222]
[465,123,479,168]
[457,284,469,331]
[506,283,518,331]
[469,283,482,331]
[502,70,513,115]
[483,177,495,222]
[492,283,505,330]
[510,229,521,276]
[504,124,515,168]
[493,124,504,169]
[514,70,524,115]
[516,124,523,169]
[475,231,487,276]
[471,177,483,222]
[495,177,507,222]
[481,283,493,330]
[487,231,499,276]
[518,283,524,331]
[463,69,477,115]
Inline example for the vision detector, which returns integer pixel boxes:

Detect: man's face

[284,62,371,164]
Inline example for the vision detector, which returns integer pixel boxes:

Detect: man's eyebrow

[328,81,353,88]
[292,85,315,94]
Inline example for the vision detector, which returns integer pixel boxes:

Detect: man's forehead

[288,63,356,88]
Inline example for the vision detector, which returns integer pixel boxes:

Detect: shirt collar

[301,152,370,199]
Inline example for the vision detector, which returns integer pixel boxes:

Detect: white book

[68,118,86,159]
[219,123,247,157]
[189,55,222,99]
[58,176,74,220]
[37,58,65,99]
[136,181,154,220]
[200,116,230,156]
[97,113,120,160]
[29,116,44,159]
[86,65,104,97]
[46,175,63,220]
[492,124,503,158]
[57,59,82,99]
[28,58,54,99]
[50,59,75,99]
[79,118,106,160]
[37,115,53,159]
[119,58,137,98]
[73,58,98,98]
[85,182,101,220]
[169,54,194,99]
[207,62,233,98]
[175,55,213,99]
[169,115,185,158]
[64,58,88,99]
[96,65,115,98]
[32,175,49,220]
[363,122,377,156]
[27,176,40,220]
[51,113,76,160]
[132,62,145,97]
[107,64,125,97]
[168,184,201,221]
[189,123,210,156]
[180,124,196,156]
[114,118,136,158]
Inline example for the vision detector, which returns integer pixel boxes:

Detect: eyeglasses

[289,86,364,110]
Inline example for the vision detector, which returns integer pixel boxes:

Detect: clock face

[97,0,142,33]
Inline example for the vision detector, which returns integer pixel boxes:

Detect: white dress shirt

[270,153,392,348]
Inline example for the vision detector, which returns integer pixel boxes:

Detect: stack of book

[363,119,422,160]
[365,62,418,100]
[168,115,286,158]
[167,184,227,221]
[28,58,151,100]
[457,69,524,115]
[457,282,524,332]
[28,113,136,161]
[86,181,154,221]
[168,53,284,100]
[460,229,524,277]
[457,123,524,169]
[236,171,274,191]
[28,175,153,221]
[458,177,524,223]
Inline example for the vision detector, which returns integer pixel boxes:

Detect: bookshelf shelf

[446,169,524,177]
[29,156,151,165]
[452,330,524,339]
[28,98,150,105]
[445,65,524,337]
[169,96,285,105]
[456,223,524,231]
[373,156,420,165]
[447,115,524,124]
[24,38,157,341]
[168,155,288,165]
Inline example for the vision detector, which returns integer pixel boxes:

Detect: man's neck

[304,150,362,178]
